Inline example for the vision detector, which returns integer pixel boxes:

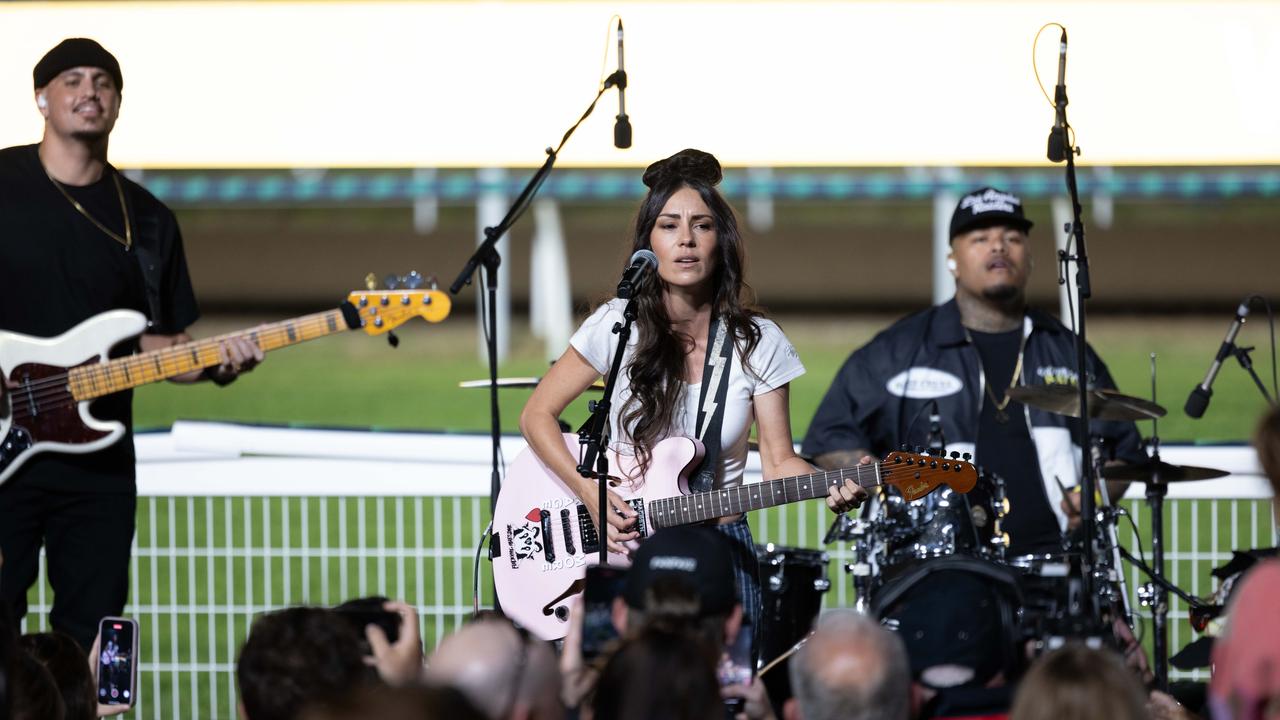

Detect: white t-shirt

[569,298,805,490]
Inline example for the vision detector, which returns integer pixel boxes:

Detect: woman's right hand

[576,481,639,555]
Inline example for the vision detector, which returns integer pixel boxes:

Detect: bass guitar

[492,433,977,640]
[0,281,450,486]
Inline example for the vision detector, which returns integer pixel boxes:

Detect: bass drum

[756,544,830,714]
[872,555,1027,687]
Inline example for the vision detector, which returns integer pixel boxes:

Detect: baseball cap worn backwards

[621,527,737,617]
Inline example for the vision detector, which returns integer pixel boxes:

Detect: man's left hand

[206,336,264,385]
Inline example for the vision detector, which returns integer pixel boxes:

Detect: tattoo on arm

[813,449,874,470]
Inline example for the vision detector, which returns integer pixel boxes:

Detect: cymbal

[1102,459,1229,483]
[458,377,606,391]
[1006,385,1167,422]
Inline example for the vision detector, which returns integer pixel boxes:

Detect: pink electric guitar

[0,280,450,486]
[492,433,978,640]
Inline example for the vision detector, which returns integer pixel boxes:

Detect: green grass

[134,312,1274,443]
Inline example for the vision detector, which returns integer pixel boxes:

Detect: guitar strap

[125,179,166,331]
[688,317,733,494]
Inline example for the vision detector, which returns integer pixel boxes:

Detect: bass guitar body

[0,310,145,483]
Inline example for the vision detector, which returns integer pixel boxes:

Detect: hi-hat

[458,377,605,391]
[1102,458,1229,483]
[1007,385,1167,422]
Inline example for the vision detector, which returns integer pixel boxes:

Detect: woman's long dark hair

[620,149,762,478]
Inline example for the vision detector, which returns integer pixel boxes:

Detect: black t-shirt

[970,328,1061,554]
[0,143,199,492]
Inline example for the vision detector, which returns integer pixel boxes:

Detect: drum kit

[757,380,1230,696]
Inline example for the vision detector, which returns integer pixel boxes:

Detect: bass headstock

[880,447,978,501]
[346,284,452,336]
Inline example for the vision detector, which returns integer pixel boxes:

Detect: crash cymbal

[458,377,605,391]
[1006,385,1167,422]
[1102,459,1229,483]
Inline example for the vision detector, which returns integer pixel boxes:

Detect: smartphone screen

[716,621,754,687]
[97,617,137,707]
[581,565,628,660]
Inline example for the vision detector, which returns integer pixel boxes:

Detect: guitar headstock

[880,447,978,501]
[345,288,452,335]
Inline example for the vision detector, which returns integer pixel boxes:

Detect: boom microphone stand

[1046,26,1105,630]
[450,70,628,604]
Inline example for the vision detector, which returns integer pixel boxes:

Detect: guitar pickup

[561,508,576,556]
[577,505,600,555]
[540,510,555,563]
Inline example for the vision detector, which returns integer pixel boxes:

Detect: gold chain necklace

[978,329,1029,424]
[44,166,132,250]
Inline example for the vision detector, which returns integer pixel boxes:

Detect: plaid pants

[713,515,762,666]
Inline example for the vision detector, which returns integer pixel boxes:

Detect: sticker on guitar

[505,509,544,570]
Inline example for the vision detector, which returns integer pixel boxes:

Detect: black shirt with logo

[802,299,1143,554]
[0,143,199,492]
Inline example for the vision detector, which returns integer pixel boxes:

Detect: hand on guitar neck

[825,455,875,514]
[139,332,264,385]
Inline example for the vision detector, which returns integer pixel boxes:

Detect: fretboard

[68,309,350,401]
[647,463,882,530]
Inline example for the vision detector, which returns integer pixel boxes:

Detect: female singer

[519,148,865,650]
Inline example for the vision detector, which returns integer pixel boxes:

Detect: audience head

[425,617,561,720]
[18,633,93,720]
[590,620,723,720]
[1009,644,1146,720]
[785,610,910,720]
[615,526,743,649]
[299,683,488,720]
[1209,560,1280,720]
[9,650,65,720]
[236,607,371,720]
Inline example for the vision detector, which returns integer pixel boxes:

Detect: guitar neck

[68,309,350,400]
[649,463,882,530]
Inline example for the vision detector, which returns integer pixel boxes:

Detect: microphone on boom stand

[1046,28,1068,163]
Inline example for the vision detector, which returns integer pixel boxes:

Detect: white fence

[20,422,1277,720]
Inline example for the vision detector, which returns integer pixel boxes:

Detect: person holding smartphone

[520,149,867,663]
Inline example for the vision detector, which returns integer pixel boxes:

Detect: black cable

[472,520,493,615]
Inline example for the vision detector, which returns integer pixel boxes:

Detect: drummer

[802,187,1144,556]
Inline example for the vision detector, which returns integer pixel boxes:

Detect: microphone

[1046,28,1068,163]
[616,249,656,299]
[1185,298,1252,418]
[927,400,946,454]
[612,19,632,149]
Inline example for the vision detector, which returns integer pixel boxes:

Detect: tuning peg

[383,273,401,290]
[962,453,972,461]
[913,445,923,454]
[900,444,908,451]
[402,271,425,289]
[386,331,400,349]
[426,274,439,290]
[950,451,960,459]
[364,273,378,291]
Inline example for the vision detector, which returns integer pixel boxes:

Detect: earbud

[946,258,957,273]
[37,94,47,109]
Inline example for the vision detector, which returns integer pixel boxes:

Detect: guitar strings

[6,313,344,420]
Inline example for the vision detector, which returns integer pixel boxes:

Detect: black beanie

[33,38,123,91]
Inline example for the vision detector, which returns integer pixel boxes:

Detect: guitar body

[492,433,704,640]
[0,310,146,486]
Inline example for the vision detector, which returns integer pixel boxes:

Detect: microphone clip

[604,70,627,91]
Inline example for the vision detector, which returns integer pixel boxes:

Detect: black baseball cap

[621,527,737,617]
[949,186,1034,240]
